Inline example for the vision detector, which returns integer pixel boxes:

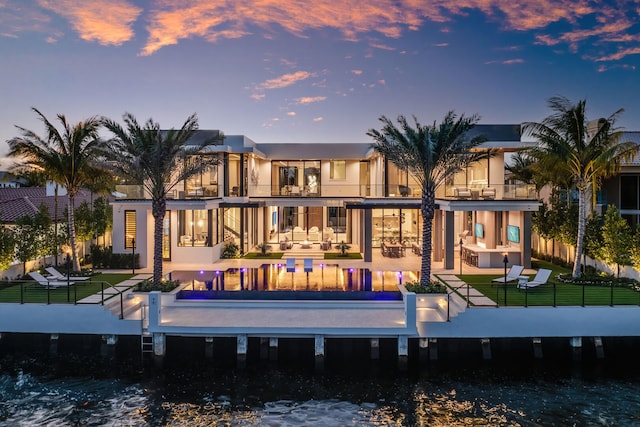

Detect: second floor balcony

[114,182,538,201]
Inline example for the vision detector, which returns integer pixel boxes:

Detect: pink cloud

[295,96,327,105]
[37,0,141,45]
[256,71,312,90]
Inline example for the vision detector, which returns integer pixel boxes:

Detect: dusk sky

[1,0,640,161]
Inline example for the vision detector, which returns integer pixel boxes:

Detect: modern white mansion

[111,125,539,271]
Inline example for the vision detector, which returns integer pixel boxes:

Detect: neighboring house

[0,186,96,225]
[600,132,640,228]
[0,171,27,188]
[111,125,540,270]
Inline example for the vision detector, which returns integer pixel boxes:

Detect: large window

[330,160,346,180]
[178,209,211,246]
[272,160,321,196]
[124,210,136,249]
[182,155,219,198]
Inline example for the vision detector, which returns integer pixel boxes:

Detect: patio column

[522,211,532,268]
[364,209,372,262]
[433,210,443,262]
[444,210,455,269]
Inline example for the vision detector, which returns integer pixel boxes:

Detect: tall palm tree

[367,112,488,285]
[7,108,103,271]
[101,113,223,288]
[523,96,637,278]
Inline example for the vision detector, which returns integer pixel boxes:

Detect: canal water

[1,342,640,426]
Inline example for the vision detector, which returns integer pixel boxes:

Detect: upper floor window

[330,160,346,180]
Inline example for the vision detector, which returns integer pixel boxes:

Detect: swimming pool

[169,263,420,293]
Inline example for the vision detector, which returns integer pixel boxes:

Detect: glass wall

[177,209,211,246]
[372,208,421,247]
[271,160,321,196]
[183,155,219,198]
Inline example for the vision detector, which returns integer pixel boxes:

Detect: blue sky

[1,0,639,162]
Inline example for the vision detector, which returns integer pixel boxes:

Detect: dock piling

[370,338,380,360]
[570,337,582,361]
[237,335,248,368]
[532,337,543,359]
[594,336,605,359]
[314,335,325,371]
[398,336,408,371]
[481,338,492,360]
[204,337,214,359]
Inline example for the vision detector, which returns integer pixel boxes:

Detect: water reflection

[2,361,640,426]
[170,265,421,293]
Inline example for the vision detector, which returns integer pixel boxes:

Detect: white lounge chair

[492,265,525,284]
[28,271,70,288]
[517,269,552,289]
[45,267,90,281]
[304,258,313,272]
[286,258,296,273]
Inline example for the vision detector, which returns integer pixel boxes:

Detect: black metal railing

[0,280,131,319]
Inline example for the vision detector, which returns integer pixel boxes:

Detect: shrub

[256,242,272,256]
[135,279,181,292]
[404,280,448,294]
[335,241,351,257]
[221,242,240,259]
[90,244,139,269]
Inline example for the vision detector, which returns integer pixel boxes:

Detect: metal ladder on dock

[140,304,153,356]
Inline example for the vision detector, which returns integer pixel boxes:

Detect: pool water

[169,264,420,292]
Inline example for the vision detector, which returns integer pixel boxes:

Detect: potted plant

[256,242,272,256]
[336,240,351,257]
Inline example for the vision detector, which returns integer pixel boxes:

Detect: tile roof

[0,188,102,223]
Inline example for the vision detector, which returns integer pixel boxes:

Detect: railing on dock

[462,278,640,308]
[0,279,131,318]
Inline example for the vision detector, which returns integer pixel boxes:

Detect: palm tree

[367,112,489,285]
[7,108,103,271]
[101,113,223,288]
[523,96,637,278]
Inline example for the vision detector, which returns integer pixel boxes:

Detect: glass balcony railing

[112,183,537,201]
[436,184,537,200]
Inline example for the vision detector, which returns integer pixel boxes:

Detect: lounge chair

[45,267,90,281]
[492,265,525,284]
[28,271,70,288]
[286,258,296,273]
[517,269,552,289]
[304,258,313,273]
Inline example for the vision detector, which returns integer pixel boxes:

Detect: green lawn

[0,273,134,304]
[243,252,284,259]
[452,260,640,306]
